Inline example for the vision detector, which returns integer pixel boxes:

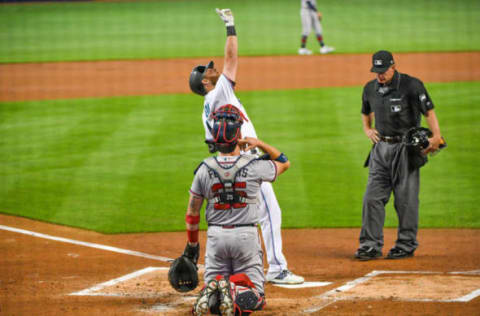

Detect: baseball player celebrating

[187,105,291,315]
[298,0,334,55]
[188,8,304,285]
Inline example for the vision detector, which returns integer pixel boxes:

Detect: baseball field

[1,0,479,315]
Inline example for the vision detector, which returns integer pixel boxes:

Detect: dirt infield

[1,52,479,315]
[1,52,479,102]
[1,213,479,315]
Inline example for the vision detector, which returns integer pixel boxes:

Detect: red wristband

[185,214,200,225]
[187,229,199,243]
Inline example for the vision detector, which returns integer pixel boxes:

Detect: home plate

[273,281,332,289]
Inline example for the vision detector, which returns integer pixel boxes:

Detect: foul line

[0,224,173,263]
[70,266,166,296]
[274,281,332,289]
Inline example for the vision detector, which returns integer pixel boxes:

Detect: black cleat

[354,246,382,261]
[386,247,414,259]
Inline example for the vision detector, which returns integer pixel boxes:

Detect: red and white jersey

[202,74,257,142]
[190,155,276,226]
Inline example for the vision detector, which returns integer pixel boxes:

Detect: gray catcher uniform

[190,154,277,293]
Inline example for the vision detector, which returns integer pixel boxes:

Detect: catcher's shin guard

[215,274,265,316]
[217,277,235,316]
[235,286,265,313]
[192,280,219,316]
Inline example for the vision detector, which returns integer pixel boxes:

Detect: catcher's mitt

[168,255,199,292]
[168,243,200,292]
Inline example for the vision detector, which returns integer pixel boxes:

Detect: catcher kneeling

[168,104,291,315]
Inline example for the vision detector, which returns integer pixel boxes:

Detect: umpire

[354,50,443,260]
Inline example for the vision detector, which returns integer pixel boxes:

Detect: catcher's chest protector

[203,156,258,210]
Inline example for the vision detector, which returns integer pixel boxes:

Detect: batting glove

[216,8,234,27]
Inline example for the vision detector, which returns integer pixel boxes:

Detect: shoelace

[276,270,291,279]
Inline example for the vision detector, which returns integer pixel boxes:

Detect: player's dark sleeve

[306,0,318,11]
[361,86,371,115]
[409,78,434,114]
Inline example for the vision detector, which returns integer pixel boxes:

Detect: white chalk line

[71,266,205,297]
[70,266,166,296]
[303,299,336,314]
[273,281,332,289]
[306,269,480,312]
[450,270,480,275]
[3,224,479,310]
[0,224,174,262]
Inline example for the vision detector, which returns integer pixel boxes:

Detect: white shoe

[298,48,312,55]
[266,270,304,284]
[320,45,335,54]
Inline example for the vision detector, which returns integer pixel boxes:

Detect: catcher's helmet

[189,61,214,96]
[212,104,244,153]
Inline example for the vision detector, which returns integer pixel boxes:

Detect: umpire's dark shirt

[361,71,435,137]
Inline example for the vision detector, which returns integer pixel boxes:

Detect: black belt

[209,223,257,229]
[380,135,403,143]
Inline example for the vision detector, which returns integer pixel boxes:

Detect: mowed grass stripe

[0,82,479,232]
[416,82,480,227]
[55,98,165,231]
[0,98,137,226]
[117,96,207,232]
[0,0,479,62]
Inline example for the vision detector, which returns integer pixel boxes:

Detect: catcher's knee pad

[229,273,256,289]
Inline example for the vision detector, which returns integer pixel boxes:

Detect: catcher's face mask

[212,104,244,153]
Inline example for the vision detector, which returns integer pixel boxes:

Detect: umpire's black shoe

[354,246,382,261]
[386,247,414,259]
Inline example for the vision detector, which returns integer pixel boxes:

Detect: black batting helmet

[189,61,214,96]
[212,104,244,153]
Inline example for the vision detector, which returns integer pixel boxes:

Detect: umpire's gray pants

[360,142,419,253]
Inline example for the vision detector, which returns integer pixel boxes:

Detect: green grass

[0,0,479,63]
[1,81,479,232]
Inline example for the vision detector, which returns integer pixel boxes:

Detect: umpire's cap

[189,61,214,96]
[371,50,394,73]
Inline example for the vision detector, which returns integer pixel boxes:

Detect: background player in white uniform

[187,105,290,315]
[298,0,335,55]
[189,8,304,285]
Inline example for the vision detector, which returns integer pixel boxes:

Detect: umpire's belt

[208,223,257,229]
[380,135,403,143]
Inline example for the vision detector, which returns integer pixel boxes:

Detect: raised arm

[216,8,238,81]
